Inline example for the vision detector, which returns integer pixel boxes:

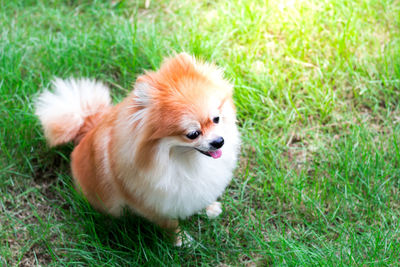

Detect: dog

[35,53,240,245]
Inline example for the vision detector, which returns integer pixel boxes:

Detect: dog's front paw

[206,201,222,219]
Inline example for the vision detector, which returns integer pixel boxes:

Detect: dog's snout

[210,137,224,149]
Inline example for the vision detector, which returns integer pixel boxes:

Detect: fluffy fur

[35,53,240,245]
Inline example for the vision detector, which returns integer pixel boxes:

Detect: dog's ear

[133,77,153,108]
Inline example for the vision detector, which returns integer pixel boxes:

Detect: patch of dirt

[19,243,53,267]
[283,132,309,173]
[2,160,70,265]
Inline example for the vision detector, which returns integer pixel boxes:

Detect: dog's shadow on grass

[32,144,73,182]
[62,180,171,253]
[81,208,169,252]
[33,145,176,255]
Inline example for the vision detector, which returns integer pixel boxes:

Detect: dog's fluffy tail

[35,78,111,147]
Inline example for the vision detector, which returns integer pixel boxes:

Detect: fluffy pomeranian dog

[35,53,240,245]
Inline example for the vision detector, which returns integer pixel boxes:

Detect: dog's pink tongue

[209,149,222,159]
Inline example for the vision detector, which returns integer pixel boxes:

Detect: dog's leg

[206,201,222,219]
[156,218,192,247]
[121,193,192,246]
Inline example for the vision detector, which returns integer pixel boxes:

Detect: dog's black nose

[210,137,224,149]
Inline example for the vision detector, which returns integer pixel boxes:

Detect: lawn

[1,0,400,265]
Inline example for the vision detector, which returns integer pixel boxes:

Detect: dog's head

[130,53,237,168]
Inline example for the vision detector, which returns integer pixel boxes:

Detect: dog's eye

[186,130,200,140]
[213,116,220,124]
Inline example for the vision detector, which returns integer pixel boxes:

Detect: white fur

[36,78,110,122]
[146,132,238,219]
[35,78,111,145]
[36,70,239,223]
[128,82,152,128]
[206,202,222,219]
[112,99,240,219]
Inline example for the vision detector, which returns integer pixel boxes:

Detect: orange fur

[38,53,238,245]
[45,115,82,146]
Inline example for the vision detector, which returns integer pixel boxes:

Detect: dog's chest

[142,157,234,219]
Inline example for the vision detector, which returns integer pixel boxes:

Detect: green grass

[1,0,400,265]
